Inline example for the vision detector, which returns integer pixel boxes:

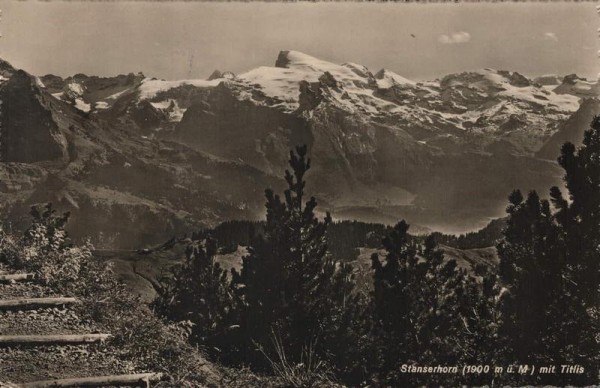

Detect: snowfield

[75,98,91,113]
[67,82,85,96]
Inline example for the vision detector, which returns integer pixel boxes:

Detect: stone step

[0,334,111,347]
[0,297,79,310]
[19,372,164,387]
[0,273,36,283]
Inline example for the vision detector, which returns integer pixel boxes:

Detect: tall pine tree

[232,145,355,370]
[553,116,600,306]
[370,221,479,385]
[496,116,600,385]
[550,116,599,383]
[496,190,569,383]
[154,238,238,362]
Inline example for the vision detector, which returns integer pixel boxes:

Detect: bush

[0,204,92,293]
[154,238,239,364]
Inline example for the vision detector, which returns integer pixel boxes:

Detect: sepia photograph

[0,1,598,386]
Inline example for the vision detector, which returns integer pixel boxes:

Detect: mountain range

[1,50,598,247]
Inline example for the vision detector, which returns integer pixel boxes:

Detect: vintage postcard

[0,1,597,386]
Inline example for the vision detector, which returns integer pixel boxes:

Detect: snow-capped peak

[375,68,416,88]
[275,50,326,69]
[274,50,368,86]
[234,50,386,112]
[207,70,236,81]
[342,62,373,79]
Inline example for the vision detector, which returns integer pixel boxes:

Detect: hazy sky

[0,2,596,81]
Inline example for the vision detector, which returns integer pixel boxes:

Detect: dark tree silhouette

[496,116,600,385]
[370,221,483,385]
[232,145,356,370]
[154,238,237,362]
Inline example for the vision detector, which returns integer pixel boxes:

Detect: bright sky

[0,2,596,81]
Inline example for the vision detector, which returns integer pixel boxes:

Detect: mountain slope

[536,98,600,160]
[1,50,597,242]
[0,64,281,248]
[166,51,586,232]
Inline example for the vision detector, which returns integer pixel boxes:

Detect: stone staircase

[0,268,163,387]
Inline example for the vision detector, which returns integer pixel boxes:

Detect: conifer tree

[496,113,600,384]
[232,145,355,370]
[496,190,569,383]
[417,236,472,363]
[459,265,500,383]
[370,221,416,383]
[548,116,599,383]
[370,221,476,385]
[553,116,600,305]
[155,238,237,361]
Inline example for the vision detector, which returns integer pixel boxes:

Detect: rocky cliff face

[0,70,66,163]
[537,98,600,160]
[553,74,600,99]
[176,82,310,175]
[40,72,146,112]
